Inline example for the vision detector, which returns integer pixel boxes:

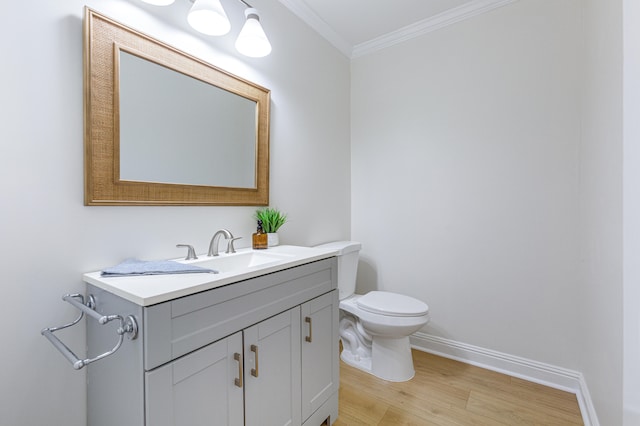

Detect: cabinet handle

[305,316,313,343]
[234,352,243,388]
[251,344,259,377]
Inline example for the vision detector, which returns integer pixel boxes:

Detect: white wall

[581,0,624,424]
[0,0,350,424]
[623,0,640,423]
[352,0,629,423]
[352,0,583,368]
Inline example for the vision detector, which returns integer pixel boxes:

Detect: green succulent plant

[254,207,287,233]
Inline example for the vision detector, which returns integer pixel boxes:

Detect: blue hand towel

[101,258,218,277]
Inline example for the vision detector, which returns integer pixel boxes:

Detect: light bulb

[188,0,231,36]
[235,8,272,57]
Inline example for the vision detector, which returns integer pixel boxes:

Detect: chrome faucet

[208,229,232,256]
[208,229,241,256]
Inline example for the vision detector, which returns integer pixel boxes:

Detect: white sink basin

[84,245,340,306]
[184,250,294,273]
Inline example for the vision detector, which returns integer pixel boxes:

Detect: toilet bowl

[315,241,430,382]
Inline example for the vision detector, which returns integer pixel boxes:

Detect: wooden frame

[84,8,270,205]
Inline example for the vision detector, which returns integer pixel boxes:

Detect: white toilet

[315,241,430,382]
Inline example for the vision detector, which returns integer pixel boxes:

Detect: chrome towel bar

[41,294,138,370]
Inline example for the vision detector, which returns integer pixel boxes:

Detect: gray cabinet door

[145,332,244,426]
[301,290,339,421]
[244,307,302,426]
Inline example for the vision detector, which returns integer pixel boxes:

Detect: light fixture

[141,0,272,57]
[187,0,231,36]
[140,0,175,5]
[235,8,271,57]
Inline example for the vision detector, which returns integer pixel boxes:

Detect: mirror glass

[119,51,257,188]
[84,8,270,206]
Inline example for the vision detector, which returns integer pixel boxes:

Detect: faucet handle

[176,244,198,260]
[226,237,242,254]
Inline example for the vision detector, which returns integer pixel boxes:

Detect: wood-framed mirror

[84,8,270,206]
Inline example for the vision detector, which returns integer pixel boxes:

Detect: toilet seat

[357,291,429,317]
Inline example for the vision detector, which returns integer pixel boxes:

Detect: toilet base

[340,347,372,374]
[340,335,415,382]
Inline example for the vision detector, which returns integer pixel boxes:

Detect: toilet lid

[357,291,429,317]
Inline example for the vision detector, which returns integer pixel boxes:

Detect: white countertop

[83,245,339,306]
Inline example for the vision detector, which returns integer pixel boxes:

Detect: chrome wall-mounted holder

[41,294,138,370]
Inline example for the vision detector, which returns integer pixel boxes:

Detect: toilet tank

[314,241,361,300]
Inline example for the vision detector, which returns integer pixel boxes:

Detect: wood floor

[334,350,584,426]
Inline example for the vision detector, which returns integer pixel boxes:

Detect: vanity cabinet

[146,307,302,426]
[86,257,338,426]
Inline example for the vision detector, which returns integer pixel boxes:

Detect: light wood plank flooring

[334,350,584,425]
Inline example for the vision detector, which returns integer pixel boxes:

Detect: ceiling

[278,0,517,57]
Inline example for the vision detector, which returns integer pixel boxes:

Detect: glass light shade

[140,0,175,5]
[235,8,272,57]
[188,0,231,36]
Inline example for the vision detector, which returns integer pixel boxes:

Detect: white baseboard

[410,332,599,426]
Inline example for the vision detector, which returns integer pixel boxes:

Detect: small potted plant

[254,207,287,247]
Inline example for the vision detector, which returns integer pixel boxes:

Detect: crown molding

[278,0,353,57]
[279,0,518,59]
[352,0,518,58]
